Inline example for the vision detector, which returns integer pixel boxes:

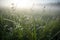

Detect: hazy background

[0,0,60,8]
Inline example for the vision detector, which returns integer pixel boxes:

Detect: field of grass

[0,7,60,40]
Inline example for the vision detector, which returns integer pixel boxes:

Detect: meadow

[0,6,60,40]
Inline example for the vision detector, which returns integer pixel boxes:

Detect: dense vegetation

[0,8,60,40]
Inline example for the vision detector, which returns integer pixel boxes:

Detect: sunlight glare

[11,0,33,8]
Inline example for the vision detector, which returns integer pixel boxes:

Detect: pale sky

[0,0,60,8]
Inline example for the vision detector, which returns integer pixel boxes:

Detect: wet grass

[0,8,60,40]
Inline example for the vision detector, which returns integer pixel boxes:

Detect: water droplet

[21,28,23,30]
[4,25,8,27]
[47,35,51,38]
[19,19,21,22]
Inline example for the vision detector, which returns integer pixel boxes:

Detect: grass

[0,8,60,40]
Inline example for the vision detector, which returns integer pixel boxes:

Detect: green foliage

[0,8,60,40]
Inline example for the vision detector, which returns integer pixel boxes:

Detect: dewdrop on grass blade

[4,25,8,28]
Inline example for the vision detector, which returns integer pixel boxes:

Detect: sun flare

[11,0,33,8]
